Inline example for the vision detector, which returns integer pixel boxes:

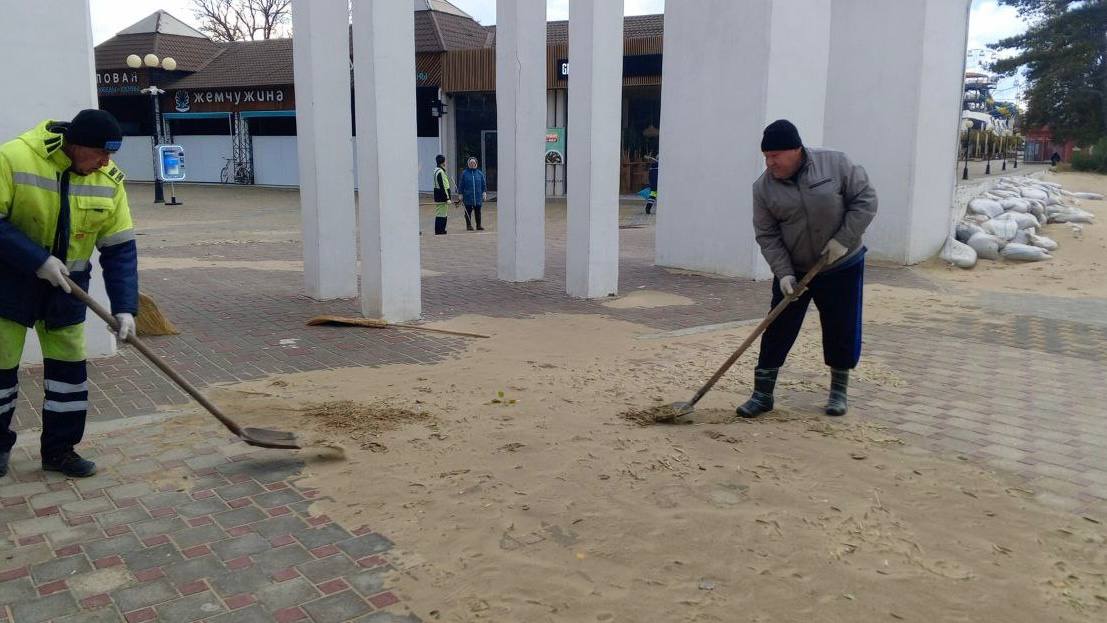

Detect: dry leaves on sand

[302,400,431,450]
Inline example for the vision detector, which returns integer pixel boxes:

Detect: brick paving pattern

[1,426,413,622]
[4,186,1106,620]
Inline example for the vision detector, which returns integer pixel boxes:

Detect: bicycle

[219,158,251,184]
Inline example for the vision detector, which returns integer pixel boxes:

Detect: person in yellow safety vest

[0,110,139,479]
[432,154,458,235]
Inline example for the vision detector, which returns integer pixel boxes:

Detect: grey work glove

[36,257,71,293]
[823,238,849,264]
[779,275,798,297]
[113,313,136,340]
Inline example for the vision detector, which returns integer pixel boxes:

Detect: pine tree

[990,0,1106,144]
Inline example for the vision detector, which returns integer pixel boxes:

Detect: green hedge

[1072,138,1107,173]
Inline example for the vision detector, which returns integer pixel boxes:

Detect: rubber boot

[825,368,849,416]
[736,368,778,418]
[42,449,96,478]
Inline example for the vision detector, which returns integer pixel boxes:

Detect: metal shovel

[656,253,831,422]
[66,277,301,449]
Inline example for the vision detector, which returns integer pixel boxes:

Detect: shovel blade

[241,427,302,450]
[653,401,695,423]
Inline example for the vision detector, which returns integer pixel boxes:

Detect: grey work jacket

[752,148,878,278]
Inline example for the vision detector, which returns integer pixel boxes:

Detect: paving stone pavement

[5,186,1107,620]
[1,425,413,622]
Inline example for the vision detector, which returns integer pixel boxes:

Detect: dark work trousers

[757,252,865,370]
[464,204,482,230]
[434,216,448,235]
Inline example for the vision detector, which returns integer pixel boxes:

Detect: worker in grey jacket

[738,119,878,419]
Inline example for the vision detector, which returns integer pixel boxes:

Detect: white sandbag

[1010,212,1040,231]
[991,189,1020,198]
[941,238,977,268]
[955,221,983,243]
[966,232,1001,260]
[1021,188,1049,201]
[1028,233,1058,251]
[1001,243,1051,262]
[1000,198,1030,212]
[1038,181,1063,189]
[983,218,1018,240]
[970,214,990,224]
[1050,208,1096,224]
[1012,229,1032,245]
[968,198,1004,218]
[1072,192,1104,201]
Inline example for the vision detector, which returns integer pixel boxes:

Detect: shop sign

[557,54,663,80]
[96,71,142,96]
[174,88,287,112]
[545,127,565,165]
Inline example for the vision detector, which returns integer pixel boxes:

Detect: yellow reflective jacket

[0,120,138,328]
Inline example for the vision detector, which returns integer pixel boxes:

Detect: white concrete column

[824,0,970,264]
[291,0,358,300]
[656,0,831,279]
[566,0,623,298]
[2,0,115,362]
[496,0,547,282]
[351,0,422,321]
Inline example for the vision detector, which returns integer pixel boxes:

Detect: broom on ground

[306,315,489,338]
[135,292,179,336]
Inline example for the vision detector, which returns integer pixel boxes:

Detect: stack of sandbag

[948,175,1102,268]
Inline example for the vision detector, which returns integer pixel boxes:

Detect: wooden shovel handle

[685,253,832,408]
[63,277,244,437]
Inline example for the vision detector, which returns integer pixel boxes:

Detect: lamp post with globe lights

[126,53,177,203]
[961,119,972,181]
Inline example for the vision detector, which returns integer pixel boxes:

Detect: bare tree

[190,0,292,42]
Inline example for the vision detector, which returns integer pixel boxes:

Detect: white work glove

[823,238,849,264]
[35,257,71,293]
[779,275,798,297]
[113,313,136,341]
[482,192,487,202]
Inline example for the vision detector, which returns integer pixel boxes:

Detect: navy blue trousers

[757,253,865,370]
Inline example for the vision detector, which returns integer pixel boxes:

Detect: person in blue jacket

[458,157,487,231]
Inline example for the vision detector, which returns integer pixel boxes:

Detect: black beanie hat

[760,119,802,152]
[435,154,446,166]
[65,109,123,153]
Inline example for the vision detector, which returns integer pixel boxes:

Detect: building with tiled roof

[98,3,665,195]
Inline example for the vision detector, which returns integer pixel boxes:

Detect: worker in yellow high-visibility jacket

[0,110,138,479]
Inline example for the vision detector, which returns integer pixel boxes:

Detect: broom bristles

[136,292,179,336]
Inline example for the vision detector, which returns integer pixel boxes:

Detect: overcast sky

[90,0,1029,96]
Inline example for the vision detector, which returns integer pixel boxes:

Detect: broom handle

[393,324,490,339]
[686,253,831,408]
[63,278,244,436]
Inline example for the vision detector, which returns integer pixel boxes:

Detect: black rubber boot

[43,450,97,478]
[736,368,779,418]
[825,368,849,416]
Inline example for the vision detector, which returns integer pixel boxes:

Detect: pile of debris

[942,176,1101,268]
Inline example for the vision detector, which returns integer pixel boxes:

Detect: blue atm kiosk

[156,145,186,206]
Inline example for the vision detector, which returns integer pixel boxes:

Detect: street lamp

[961,119,972,181]
[984,128,992,175]
[1001,129,1007,171]
[127,53,176,204]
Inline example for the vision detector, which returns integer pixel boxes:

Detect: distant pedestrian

[458,157,487,231]
[432,154,457,235]
[645,156,659,214]
[1050,151,1061,167]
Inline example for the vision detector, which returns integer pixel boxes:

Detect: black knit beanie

[65,109,123,153]
[760,119,802,152]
